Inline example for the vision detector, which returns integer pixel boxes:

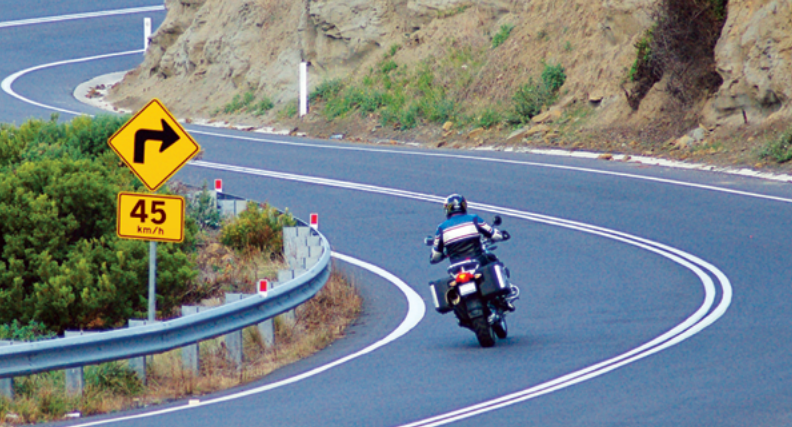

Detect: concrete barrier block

[0,340,13,398]
[127,320,161,384]
[63,331,97,395]
[224,294,252,370]
[180,306,214,374]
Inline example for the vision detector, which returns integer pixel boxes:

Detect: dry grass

[0,269,361,425]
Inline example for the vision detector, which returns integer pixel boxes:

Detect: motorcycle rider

[430,193,517,311]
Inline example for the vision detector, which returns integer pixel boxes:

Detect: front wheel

[472,316,496,347]
[493,316,508,339]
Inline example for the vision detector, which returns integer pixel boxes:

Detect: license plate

[458,283,477,296]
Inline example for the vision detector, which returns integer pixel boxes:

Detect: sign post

[109,99,201,321]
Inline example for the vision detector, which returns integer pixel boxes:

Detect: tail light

[455,271,474,284]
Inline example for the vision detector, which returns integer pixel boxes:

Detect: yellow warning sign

[108,99,200,192]
[117,192,185,243]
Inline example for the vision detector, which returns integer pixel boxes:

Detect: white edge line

[1,50,143,116]
[3,49,792,205]
[64,252,426,427]
[186,160,732,427]
[0,6,165,29]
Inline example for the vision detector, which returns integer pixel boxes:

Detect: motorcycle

[424,215,519,347]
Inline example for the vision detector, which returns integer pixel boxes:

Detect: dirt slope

[106,0,792,168]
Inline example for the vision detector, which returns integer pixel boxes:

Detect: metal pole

[148,241,157,321]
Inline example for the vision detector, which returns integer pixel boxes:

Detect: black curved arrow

[133,119,179,164]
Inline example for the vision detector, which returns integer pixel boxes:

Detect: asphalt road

[2,2,792,426]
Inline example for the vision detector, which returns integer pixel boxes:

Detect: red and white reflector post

[309,213,318,230]
[258,279,269,297]
[214,179,223,193]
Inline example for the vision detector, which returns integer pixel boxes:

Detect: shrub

[510,78,553,123]
[0,320,55,341]
[223,91,256,114]
[492,24,514,48]
[188,183,221,230]
[310,79,343,102]
[0,117,197,332]
[220,202,296,254]
[253,97,274,116]
[85,362,142,396]
[477,108,502,129]
[380,60,398,74]
[541,62,567,93]
[760,128,792,163]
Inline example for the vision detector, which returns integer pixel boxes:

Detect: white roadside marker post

[144,18,151,51]
[299,62,309,117]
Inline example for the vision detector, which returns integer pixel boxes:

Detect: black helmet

[444,194,467,217]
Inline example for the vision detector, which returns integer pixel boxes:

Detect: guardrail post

[63,331,96,395]
[224,294,249,370]
[0,340,13,398]
[127,320,160,383]
[180,306,213,375]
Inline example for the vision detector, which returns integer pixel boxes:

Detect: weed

[187,182,221,230]
[385,44,401,58]
[220,201,296,254]
[85,362,142,396]
[223,91,256,114]
[310,79,344,102]
[477,108,502,129]
[0,320,55,341]
[492,24,515,48]
[437,5,470,18]
[541,62,567,93]
[627,28,654,82]
[564,41,573,52]
[760,128,792,163]
[380,60,398,74]
[537,29,548,41]
[282,100,298,118]
[252,97,274,116]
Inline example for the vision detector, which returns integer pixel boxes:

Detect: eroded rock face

[706,0,792,125]
[107,0,792,134]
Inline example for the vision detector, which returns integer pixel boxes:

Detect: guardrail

[0,192,330,382]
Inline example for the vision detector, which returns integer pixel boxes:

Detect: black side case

[479,262,510,298]
[429,277,454,313]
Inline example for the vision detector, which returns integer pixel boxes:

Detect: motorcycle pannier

[429,277,454,313]
[479,262,510,298]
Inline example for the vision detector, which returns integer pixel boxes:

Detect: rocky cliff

[107,0,792,160]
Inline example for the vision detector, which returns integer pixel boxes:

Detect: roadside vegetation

[0,116,362,424]
[306,37,567,132]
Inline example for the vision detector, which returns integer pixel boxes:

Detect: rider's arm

[430,227,445,264]
[474,215,504,241]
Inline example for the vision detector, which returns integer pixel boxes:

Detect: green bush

[509,63,567,123]
[0,117,197,333]
[253,97,274,116]
[223,91,256,114]
[188,183,221,230]
[541,62,567,93]
[760,128,792,163]
[510,78,552,122]
[85,362,142,396]
[310,79,344,102]
[220,202,296,254]
[492,24,515,48]
[0,320,55,341]
[477,108,502,129]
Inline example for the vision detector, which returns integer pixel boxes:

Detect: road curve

[2,3,792,426]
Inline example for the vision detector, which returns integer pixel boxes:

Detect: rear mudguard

[463,296,485,319]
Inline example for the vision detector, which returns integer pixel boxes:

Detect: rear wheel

[472,316,496,347]
[493,316,508,339]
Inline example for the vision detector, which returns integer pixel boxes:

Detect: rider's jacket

[431,213,502,264]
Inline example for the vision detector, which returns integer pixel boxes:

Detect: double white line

[189,160,731,426]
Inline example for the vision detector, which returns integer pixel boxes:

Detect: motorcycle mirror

[424,236,434,246]
[493,215,502,226]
